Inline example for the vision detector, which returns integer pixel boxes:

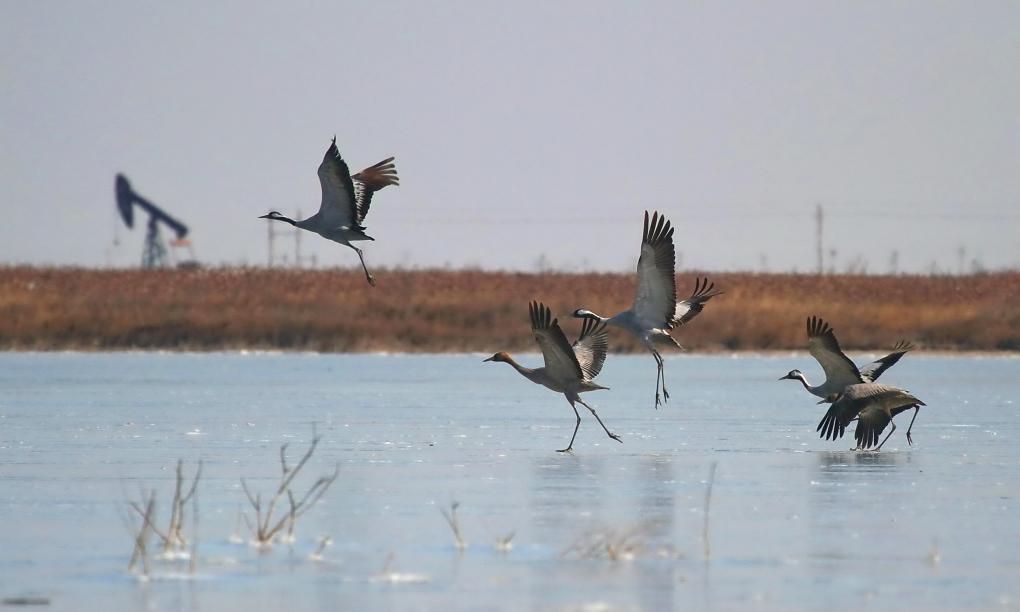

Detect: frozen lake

[1,352,1018,610]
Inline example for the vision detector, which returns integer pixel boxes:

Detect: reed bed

[1,266,1016,351]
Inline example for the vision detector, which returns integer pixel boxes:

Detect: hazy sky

[3,1,1018,273]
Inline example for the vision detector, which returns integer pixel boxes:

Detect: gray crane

[484,301,621,453]
[816,383,925,450]
[779,316,914,398]
[573,211,722,409]
[260,137,398,286]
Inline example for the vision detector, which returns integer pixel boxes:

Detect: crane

[779,316,914,398]
[816,383,925,450]
[260,137,398,286]
[484,301,621,453]
[573,211,723,409]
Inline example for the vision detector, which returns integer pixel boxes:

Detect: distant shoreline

[2,266,1017,352]
[1,349,1016,358]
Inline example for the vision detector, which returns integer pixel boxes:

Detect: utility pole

[266,210,316,268]
[267,218,275,267]
[295,209,302,268]
[815,203,824,274]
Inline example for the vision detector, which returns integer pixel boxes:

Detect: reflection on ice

[814,449,910,470]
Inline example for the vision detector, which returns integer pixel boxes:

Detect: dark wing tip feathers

[577,315,608,343]
[529,301,552,331]
[807,315,832,339]
[688,277,724,301]
[326,136,340,157]
[891,340,915,352]
[816,405,847,441]
[642,210,674,247]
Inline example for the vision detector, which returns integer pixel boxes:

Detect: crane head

[259,211,297,226]
[483,352,510,363]
[778,369,803,382]
[572,308,599,320]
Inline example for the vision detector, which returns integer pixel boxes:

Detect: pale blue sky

[2,1,1018,273]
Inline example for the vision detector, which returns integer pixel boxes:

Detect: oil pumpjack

[115,174,197,268]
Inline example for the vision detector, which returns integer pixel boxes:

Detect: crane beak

[778,374,791,381]
[482,356,494,362]
[816,398,829,404]
[258,213,272,219]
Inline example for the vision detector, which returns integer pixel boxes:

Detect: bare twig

[241,431,338,546]
[439,501,467,550]
[166,460,202,552]
[563,522,655,561]
[703,462,718,561]
[495,531,515,553]
[125,459,202,577]
[129,499,170,544]
[128,490,157,576]
[189,484,199,574]
[310,535,332,561]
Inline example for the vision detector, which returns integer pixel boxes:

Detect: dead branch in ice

[240,431,339,547]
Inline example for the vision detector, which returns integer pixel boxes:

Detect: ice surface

[0,352,1017,610]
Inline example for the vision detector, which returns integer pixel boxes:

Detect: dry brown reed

[2,266,1017,352]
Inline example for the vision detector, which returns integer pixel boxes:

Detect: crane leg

[876,421,897,451]
[661,359,670,401]
[351,246,376,286]
[558,400,582,453]
[577,398,622,444]
[651,350,666,409]
[904,405,920,446]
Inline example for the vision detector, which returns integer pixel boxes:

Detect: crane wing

[530,302,583,382]
[572,317,609,380]
[852,404,893,449]
[819,383,925,445]
[816,395,864,441]
[351,157,399,225]
[859,340,915,383]
[315,137,360,230]
[849,384,924,448]
[632,211,677,327]
[671,277,723,327]
[806,316,864,389]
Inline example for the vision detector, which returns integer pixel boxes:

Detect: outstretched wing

[351,157,399,225]
[529,301,583,381]
[632,211,677,327]
[816,395,863,441]
[315,137,360,230]
[806,316,864,389]
[671,277,723,327]
[859,340,915,383]
[572,317,609,380]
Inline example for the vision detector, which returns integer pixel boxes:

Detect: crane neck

[501,354,532,375]
[797,373,820,394]
[274,215,297,226]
